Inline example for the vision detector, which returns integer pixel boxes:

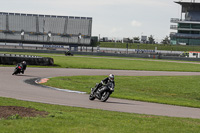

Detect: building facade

[0,12,92,45]
[170,1,200,45]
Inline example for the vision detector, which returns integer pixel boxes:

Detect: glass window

[179,23,190,28]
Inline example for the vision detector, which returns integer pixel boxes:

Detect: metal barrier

[1,48,200,62]
[0,54,54,65]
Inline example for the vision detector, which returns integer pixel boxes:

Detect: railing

[171,33,200,39]
[171,18,200,24]
[170,18,180,23]
[170,25,200,31]
[170,25,178,30]
[170,32,177,35]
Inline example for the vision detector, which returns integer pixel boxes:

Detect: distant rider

[12,63,23,75]
[21,61,27,74]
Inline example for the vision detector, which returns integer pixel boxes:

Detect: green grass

[43,75,200,108]
[53,56,200,72]
[1,97,200,133]
[1,52,200,72]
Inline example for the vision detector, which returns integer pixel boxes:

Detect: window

[193,53,198,56]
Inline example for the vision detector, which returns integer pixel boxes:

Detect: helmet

[22,61,26,64]
[109,74,114,81]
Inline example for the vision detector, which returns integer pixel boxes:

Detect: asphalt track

[1,67,200,119]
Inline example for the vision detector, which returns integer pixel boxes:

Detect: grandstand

[0,12,92,45]
[170,1,200,45]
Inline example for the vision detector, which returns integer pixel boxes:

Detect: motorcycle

[12,64,23,75]
[64,51,73,56]
[89,82,114,102]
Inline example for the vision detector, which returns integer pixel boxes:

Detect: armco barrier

[0,54,54,65]
[1,48,200,62]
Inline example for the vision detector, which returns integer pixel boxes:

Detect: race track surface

[1,67,200,119]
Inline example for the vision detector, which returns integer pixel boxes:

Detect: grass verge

[42,75,200,108]
[1,52,200,72]
[0,97,200,133]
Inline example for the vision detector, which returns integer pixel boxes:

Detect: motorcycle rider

[65,48,73,56]
[101,74,115,87]
[12,62,23,75]
[93,74,115,98]
[21,61,27,74]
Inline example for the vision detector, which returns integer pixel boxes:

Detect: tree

[161,36,170,45]
[133,36,140,41]
[148,35,155,44]
[133,36,140,43]
[90,36,98,47]
[90,36,99,52]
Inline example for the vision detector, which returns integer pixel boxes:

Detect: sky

[1,0,200,42]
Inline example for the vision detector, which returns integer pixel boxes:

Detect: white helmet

[109,74,114,81]
[22,61,26,64]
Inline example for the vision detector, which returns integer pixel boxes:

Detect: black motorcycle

[89,82,114,102]
[64,51,73,56]
[12,64,23,75]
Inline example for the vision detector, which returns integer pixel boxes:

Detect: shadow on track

[105,101,137,106]
[12,74,39,78]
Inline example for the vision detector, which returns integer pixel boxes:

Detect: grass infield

[42,75,200,108]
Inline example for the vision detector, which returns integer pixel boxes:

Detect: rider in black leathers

[21,61,27,74]
[12,62,23,75]
[93,74,115,98]
[13,61,26,74]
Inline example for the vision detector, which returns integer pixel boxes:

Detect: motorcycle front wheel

[12,69,19,75]
[89,94,95,100]
[100,91,110,102]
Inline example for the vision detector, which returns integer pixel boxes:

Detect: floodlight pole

[99,34,100,44]
[126,43,128,54]
[137,44,140,54]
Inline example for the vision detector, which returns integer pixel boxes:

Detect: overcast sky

[1,0,200,42]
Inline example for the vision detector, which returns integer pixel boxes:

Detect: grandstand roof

[0,12,92,20]
[175,1,200,12]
